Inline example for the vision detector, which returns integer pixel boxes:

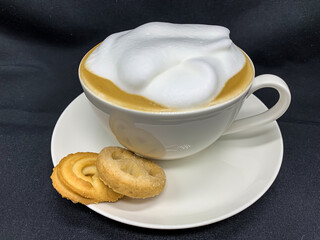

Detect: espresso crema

[79,22,254,112]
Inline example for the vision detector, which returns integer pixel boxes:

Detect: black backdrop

[1,0,319,239]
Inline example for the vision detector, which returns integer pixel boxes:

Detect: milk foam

[85,22,245,109]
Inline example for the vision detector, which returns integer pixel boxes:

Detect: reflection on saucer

[109,113,165,159]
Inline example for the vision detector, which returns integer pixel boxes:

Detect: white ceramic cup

[79,55,291,160]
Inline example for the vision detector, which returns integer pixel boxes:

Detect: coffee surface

[84,23,250,110]
[79,46,254,112]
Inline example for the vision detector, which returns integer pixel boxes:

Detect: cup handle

[223,74,291,135]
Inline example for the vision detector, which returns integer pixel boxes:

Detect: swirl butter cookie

[96,147,166,199]
[51,167,96,204]
[51,152,123,204]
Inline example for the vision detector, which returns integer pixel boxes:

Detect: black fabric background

[1,0,319,239]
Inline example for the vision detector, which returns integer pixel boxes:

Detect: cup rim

[78,48,255,117]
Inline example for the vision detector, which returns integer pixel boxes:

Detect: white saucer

[51,93,283,229]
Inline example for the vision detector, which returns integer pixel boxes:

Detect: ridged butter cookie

[51,152,123,204]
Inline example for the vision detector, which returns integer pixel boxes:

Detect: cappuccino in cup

[78,22,290,159]
[79,22,254,112]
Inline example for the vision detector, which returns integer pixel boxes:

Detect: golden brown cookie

[96,147,166,199]
[51,152,123,204]
[51,167,97,205]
